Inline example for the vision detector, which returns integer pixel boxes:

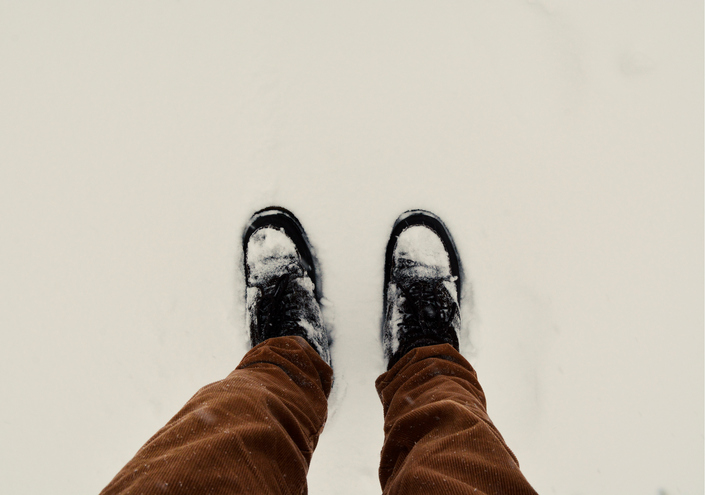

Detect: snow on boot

[382,210,463,370]
[243,207,331,366]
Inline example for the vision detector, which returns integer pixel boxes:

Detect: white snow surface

[0,2,702,495]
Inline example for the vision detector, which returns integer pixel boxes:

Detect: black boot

[243,207,331,365]
[382,210,463,370]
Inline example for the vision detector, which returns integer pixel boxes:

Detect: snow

[0,2,702,495]
[246,227,299,283]
[393,225,453,281]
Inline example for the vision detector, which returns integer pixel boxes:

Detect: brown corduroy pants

[102,336,537,495]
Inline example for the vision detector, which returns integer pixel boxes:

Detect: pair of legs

[102,208,537,494]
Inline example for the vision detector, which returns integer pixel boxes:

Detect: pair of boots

[244,207,463,370]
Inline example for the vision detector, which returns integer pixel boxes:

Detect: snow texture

[246,227,300,284]
[0,2,702,495]
[394,225,454,281]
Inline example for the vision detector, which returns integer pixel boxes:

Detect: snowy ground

[0,1,703,494]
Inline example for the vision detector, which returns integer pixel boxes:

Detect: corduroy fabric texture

[102,339,536,494]
[101,336,332,495]
[376,343,537,495]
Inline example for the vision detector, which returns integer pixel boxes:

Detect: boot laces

[399,279,457,337]
[257,273,309,340]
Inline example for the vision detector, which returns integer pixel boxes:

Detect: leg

[103,207,333,494]
[379,210,537,494]
[102,336,332,495]
[376,343,536,495]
